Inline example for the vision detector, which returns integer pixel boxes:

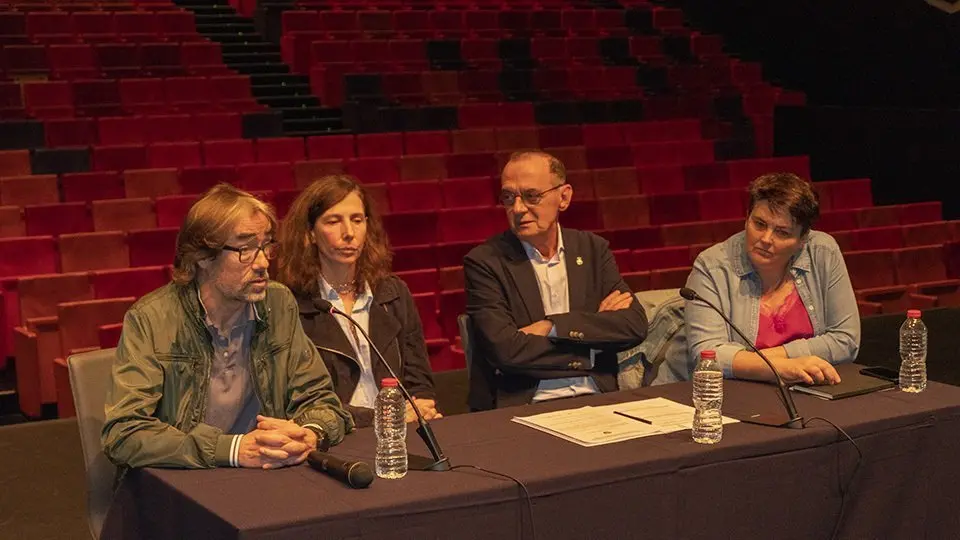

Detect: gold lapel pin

[576,256,583,266]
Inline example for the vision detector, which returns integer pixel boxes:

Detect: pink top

[755,286,815,350]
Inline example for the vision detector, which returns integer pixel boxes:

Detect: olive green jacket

[101,281,354,469]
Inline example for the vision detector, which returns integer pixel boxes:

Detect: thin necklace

[322,273,357,296]
[333,280,357,295]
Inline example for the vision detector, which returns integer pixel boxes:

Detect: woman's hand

[404,398,443,423]
[771,356,841,385]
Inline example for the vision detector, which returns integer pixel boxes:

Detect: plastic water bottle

[692,349,723,444]
[374,377,407,479]
[899,309,928,393]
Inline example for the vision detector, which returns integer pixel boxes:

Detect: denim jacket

[618,289,687,388]
[680,230,860,379]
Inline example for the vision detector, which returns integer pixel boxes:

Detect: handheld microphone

[315,299,452,471]
[679,287,803,429]
[307,451,375,489]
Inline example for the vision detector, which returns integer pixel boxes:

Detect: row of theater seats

[0,197,948,294]
[28,117,706,150]
[0,149,912,231]
[0,0,175,12]
[0,43,232,95]
[0,9,196,42]
[7,73,259,120]
[309,64,773,110]
[0,189,763,243]
[289,0,626,7]
[19,119,710,155]
[279,6,682,39]
[1,202,951,278]
[0,149,805,207]
[294,33,725,72]
[8,215,956,284]
[0,139,722,183]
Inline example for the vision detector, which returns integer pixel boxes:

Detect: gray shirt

[200,295,260,434]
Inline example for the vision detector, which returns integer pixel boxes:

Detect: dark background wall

[673,0,960,108]
[673,0,958,219]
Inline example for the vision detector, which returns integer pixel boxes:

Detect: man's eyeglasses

[498,183,567,208]
[222,241,279,264]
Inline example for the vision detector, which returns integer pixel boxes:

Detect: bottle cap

[700,350,716,359]
[381,378,399,387]
[907,309,922,319]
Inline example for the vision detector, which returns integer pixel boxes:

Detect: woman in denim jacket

[682,173,860,385]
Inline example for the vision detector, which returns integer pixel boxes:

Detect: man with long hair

[102,184,352,470]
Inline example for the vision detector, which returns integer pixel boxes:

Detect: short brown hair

[172,183,278,285]
[748,173,820,234]
[506,150,567,185]
[277,175,392,297]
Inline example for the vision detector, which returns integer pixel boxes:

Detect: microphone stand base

[739,413,804,429]
[424,457,452,472]
[408,453,452,472]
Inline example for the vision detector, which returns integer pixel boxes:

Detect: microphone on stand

[307,451,375,489]
[314,299,452,471]
[679,287,803,429]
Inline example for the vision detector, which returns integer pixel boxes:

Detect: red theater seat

[59,231,130,272]
[61,172,125,203]
[92,266,169,299]
[438,207,502,243]
[383,211,439,247]
[0,236,58,278]
[404,131,451,155]
[255,137,305,163]
[124,168,180,199]
[203,139,255,166]
[388,181,441,213]
[128,227,178,267]
[25,203,94,236]
[1,174,60,207]
[92,198,157,232]
[155,195,197,228]
[238,163,296,192]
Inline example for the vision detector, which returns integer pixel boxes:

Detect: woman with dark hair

[678,173,860,385]
[278,175,441,427]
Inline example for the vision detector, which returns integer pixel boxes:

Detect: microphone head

[313,298,335,313]
[679,287,699,301]
[346,462,375,488]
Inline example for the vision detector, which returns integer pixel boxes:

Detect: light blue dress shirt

[683,230,861,379]
[521,227,601,402]
[321,278,378,408]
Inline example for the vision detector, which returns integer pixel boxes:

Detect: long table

[101,377,960,540]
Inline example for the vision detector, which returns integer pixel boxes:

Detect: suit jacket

[296,275,436,427]
[463,227,648,410]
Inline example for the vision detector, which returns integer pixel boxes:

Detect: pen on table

[613,410,653,425]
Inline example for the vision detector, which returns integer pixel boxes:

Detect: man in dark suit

[464,150,648,410]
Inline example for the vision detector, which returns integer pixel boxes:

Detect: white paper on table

[511,398,739,447]
[511,405,661,447]
[592,397,740,435]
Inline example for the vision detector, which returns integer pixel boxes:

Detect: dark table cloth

[102,376,960,540]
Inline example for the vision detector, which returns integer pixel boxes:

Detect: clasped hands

[237,415,319,470]
[239,403,444,469]
[518,290,635,337]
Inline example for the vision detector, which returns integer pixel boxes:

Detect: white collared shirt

[520,226,600,403]
[321,278,379,409]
